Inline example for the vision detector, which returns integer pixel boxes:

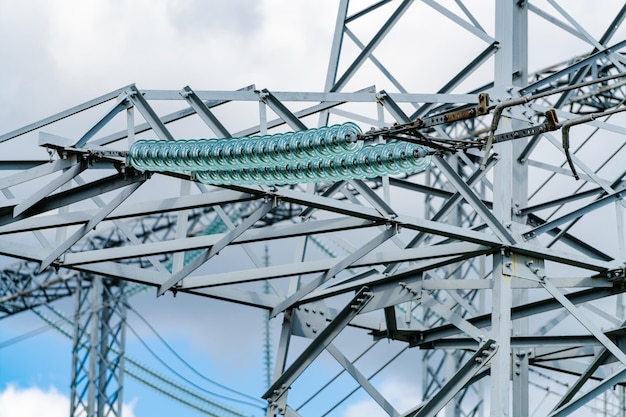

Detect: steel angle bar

[384,305,398,335]
[71,262,168,288]
[180,86,232,138]
[262,288,374,409]
[0,238,47,262]
[441,285,480,317]
[141,89,258,101]
[433,155,516,244]
[406,339,496,417]
[299,181,347,219]
[381,92,479,104]
[597,3,626,48]
[532,349,602,366]
[59,223,175,269]
[523,190,624,240]
[421,0,495,44]
[282,406,303,417]
[276,188,395,221]
[157,199,275,295]
[258,89,307,131]
[513,276,611,289]
[421,335,603,350]
[295,340,383,413]
[127,85,174,141]
[0,158,75,190]
[269,226,396,317]
[511,243,613,272]
[331,0,413,92]
[421,278,493,291]
[73,97,131,148]
[415,286,623,345]
[526,213,614,262]
[454,0,485,31]
[549,366,626,417]
[359,277,484,316]
[39,180,145,271]
[326,344,399,417]
[387,154,498,275]
[182,241,492,291]
[102,188,260,219]
[549,0,624,62]
[388,177,454,199]
[527,4,592,44]
[191,286,281,310]
[533,345,604,364]
[517,187,606,216]
[419,291,484,341]
[234,86,377,137]
[93,85,255,146]
[0,171,148,229]
[0,188,260,235]
[277,188,502,246]
[550,346,613,413]
[540,278,626,367]
[348,179,397,218]
[519,78,626,162]
[376,90,410,123]
[173,90,479,104]
[519,40,626,96]
[411,42,499,120]
[13,159,87,217]
[171,181,191,273]
[322,0,348,95]
[63,217,376,266]
[0,85,132,143]
[344,29,409,97]
[323,348,413,417]
[72,175,169,273]
[303,246,496,305]
[345,1,392,24]
[211,205,282,299]
[0,161,58,171]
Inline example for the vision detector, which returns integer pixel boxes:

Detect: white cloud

[341,378,421,417]
[0,384,137,417]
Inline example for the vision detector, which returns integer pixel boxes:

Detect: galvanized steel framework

[2,1,626,416]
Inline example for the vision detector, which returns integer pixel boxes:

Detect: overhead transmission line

[22,300,261,417]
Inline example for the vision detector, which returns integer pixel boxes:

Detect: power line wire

[24,303,256,417]
[125,307,266,410]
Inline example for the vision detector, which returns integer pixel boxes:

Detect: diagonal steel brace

[158,199,275,296]
[263,287,374,415]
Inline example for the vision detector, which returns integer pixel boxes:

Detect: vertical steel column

[445,154,463,417]
[70,277,127,417]
[318,0,349,127]
[491,1,515,416]
[511,3,530,417]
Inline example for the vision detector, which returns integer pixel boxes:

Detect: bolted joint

[256,89,270,100]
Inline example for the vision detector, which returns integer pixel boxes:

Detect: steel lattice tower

[2,2,626,417]
[69,277,127,417]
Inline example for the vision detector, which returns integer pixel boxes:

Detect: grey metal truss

[3,2,626,417]
[70,276,127,417]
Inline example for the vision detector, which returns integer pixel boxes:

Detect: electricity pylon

[2,2,626,417]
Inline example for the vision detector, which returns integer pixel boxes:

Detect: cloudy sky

[0,2,369,416]
[1,1,625,417]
